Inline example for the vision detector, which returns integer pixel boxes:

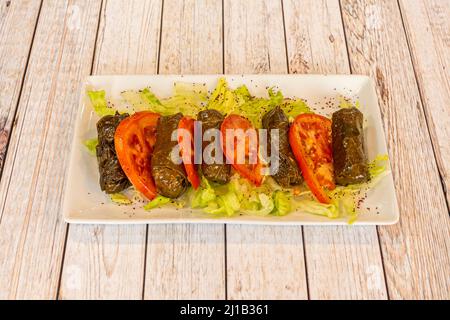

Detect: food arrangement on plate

[82,77,389,223]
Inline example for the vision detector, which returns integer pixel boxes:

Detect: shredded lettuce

[233,85,251,101]
[281,99,311,118]
[219,191,242,216]
[339,96,360,109]
[190,176,281,217]
[368,154,389,179]
[207,78,230,112]
[144,195,171,210]
[121,90,151,111]
[83,138,98,155]
[141,88,163,107]
[87,90,115,116]
[191,177,217,208]
[192,177,239,216]
[110,193,132,205]
[122,82,207,117]
[322,153,390,223]
[338,195,358,224]
[294,199,339,219]
[120,78,311,128]
[272,191,292,216]
[206,79,310,127]
[242,193,274,216]
[135,156,386,223]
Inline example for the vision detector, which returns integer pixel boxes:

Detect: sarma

[198,109,231,184]
[332,107,369,185]
[151,113,189,198]
[96,113,130,193]
[262,106,303,187]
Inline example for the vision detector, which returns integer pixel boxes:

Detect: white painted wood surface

[283,0,387,300]
[0,0,101,299]
[0,0,41,197]
[144,0,225,300]
[399,0,450,206]
[59,0,162,300]
[341,0,450,299]
[0,0,448,300]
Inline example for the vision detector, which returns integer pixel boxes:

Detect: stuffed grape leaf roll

[151,113,189,198]
[96,113,130,193]
[332,107,369,185]
[198,109,231,184]
[262,106,303,188]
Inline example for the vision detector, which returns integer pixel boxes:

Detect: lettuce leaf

[191,177,217,208]
[141,88,163,106]
[281,98,311,118]
[144,195,171,210]
[110,193,132,205]
[123,78,311,128]
[206,79,311,127]
[294,199,339,219]
[321,153,390,223]
[233,85,251,101]
[272,191,292,216]
[83,138,98,156]
[122,82,207,116]
[242,193,274,216]
[87,90,115,116]
[368,154,389,179]
[339,96,361,109]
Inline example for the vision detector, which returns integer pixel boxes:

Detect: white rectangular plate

[63,75,399,225]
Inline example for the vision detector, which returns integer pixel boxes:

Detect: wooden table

[0,0,448,300]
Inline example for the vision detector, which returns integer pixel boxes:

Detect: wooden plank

[58,0,162,300]
[0,0,101,299]
[145,224,225,299]
[341,0,450,299]
[283,0,387,300]
[224,0,287,74]
[144,0,225,300]
[158,0,223,74]
[0,0,41,186]
[399,0,450,205]
[224,0,308,300]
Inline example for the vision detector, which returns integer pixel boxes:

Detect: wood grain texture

[59,225,146,299]
[0,0,101,299]
[224,0,287,74]
[93,0,161,75]
[145,224,225,299]
[0,0,447,301]
[224,0,307,300]
[283,0,387,300]
[144,0,225,300]
[341,0,450,299]
[399,0,450,205]
[0,0,41,178]
[158,0,223,74]
[284,0,349,75]
[59,0,162,300]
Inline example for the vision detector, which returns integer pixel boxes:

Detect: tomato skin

[114,112,160,200]
[178,116,200,189]
[221,114,263,186]
[289,114,335,204]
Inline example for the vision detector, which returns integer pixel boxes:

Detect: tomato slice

[221,114,263,186]
[114,111,160,200]
[289,114,335,204]
[178,116,200,189]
